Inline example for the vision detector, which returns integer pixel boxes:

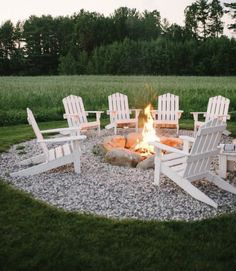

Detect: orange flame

[135,104,160,156]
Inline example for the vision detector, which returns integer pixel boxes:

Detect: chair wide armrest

[149,141,188,156]
[190,112,206,115]
[41,127,81,134]
[215,114,231,120]
[179,135,195,143]
[86,111,103,121]
[63,113,80,119]
[105,123,115,129]
[38,135,86,143]
[190,112,206,122]
[178,110,184,119]
[86,111,104,114]
[179,135,195,153]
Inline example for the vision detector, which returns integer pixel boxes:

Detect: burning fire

[135,104,160,157]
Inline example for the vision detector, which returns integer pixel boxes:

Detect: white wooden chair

[191,95,230,136]
[63,95,103,135]
[150,119,236,208]
[105,92,141,134]
[11,108,86,177]
[152,93,183,135]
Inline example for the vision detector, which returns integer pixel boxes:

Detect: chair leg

[114,125,117,135]
[161,165,218,208]
[135,121,138,133]
[207,172,236,194]
[154,148,161,185]
[11,155,73,177]
[11,162,52,177]
[72,141,81,174]
[176,124,179,136]
[218,155,227,178]
[97,125,101,136]
[19,154,45,166]
[194,123,197,137]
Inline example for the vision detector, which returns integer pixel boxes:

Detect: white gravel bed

[0,128,236,221]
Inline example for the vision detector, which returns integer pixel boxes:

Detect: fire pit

[94,105,182,169]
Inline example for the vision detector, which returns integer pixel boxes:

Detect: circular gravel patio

[0,128,236,221]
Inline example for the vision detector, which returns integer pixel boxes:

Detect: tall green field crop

[0,75,235,126]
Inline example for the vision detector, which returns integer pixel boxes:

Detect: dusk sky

[0,0,235,36]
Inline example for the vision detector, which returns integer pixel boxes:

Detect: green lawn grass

[1,181,236,271]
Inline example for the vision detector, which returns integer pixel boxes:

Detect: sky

[0,0,235,36]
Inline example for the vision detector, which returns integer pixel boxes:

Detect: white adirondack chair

[106,92,141,134]
[191,95,230,136]
[11,108,86,177]
[150,118,236,208]
[152,93,183,135]
[63,95,103,135]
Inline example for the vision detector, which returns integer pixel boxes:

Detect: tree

[163,24,187,41]
[23,15,62,74]
[141,10,161,40]
[58,53,77,74]
[185,3,199,38]
[0,20,15,59]
[10,21,26,75]
[124,8,142,40]
[224,2,236,32]
[209,0,224,37]
[72,9,114,55]
[161,18,170,34]
[185,0,224,39]
[53,16,74,57]
[112,7,130,41]
[196,0,210,39]
[0,20,19,75]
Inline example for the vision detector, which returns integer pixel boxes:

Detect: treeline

[59,37,236,75]
[0,0,235,76]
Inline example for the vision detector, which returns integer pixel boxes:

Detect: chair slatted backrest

[205,96,230,122]
[27,108,49,159]
[108,92,130,123]
[183,119,226,179]
[157,93,179,121]
[63,95,88,127]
